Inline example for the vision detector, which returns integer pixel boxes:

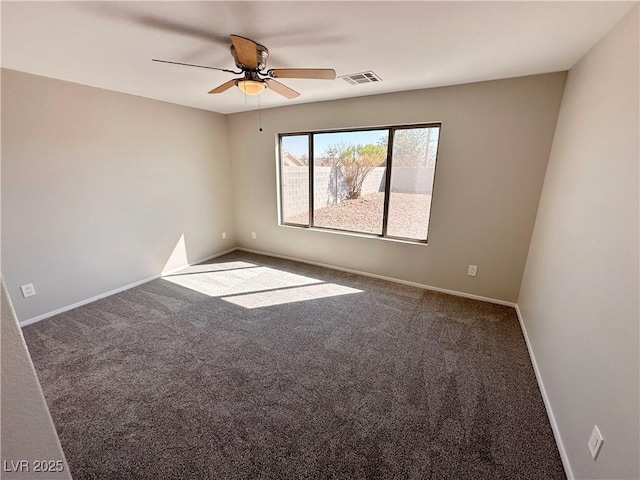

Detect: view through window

[279,124,440,242]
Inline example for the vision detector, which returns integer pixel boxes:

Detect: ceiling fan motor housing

[231,43,269,71]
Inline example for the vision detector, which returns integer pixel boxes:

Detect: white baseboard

[20,246,514,327]
[515,305,573,479]
[19,248,238,328]
[237,247,516,308]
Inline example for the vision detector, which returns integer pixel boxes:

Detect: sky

[282,129,388,158]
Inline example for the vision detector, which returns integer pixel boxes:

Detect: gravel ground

[286,192,432,240]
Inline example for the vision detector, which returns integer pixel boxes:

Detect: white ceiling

[1,1,635,114]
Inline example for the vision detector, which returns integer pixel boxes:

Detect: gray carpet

[23,251,565,479]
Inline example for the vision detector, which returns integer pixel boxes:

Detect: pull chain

[257,95,263,132]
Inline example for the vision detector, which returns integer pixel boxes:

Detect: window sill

[279,223,429,246]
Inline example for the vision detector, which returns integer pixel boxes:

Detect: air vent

[340,71,382,85]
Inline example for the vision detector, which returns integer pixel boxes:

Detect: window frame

[278,122,442,244]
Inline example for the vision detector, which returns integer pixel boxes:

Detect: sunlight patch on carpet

[163,264,325,299]
[221,283,362,309]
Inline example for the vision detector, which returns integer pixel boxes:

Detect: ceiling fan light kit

[237,79,266,96]
[154,34,336,100]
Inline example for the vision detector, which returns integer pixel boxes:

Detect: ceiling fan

[153,34,336,99]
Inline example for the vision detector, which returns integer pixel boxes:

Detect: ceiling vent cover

[340,71,382,85]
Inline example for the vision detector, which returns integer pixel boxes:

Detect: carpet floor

[24,251,565,479]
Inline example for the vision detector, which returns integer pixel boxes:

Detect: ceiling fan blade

[268,69,336,80]
[208,79,237,94]
[230,35,259,69]
[265,79,300,99]
[153,59,238,74]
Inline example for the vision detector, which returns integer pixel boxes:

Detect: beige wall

[227,73,566,303]
[518,7,639,480]
[1,69,235,322]
[1,278,71,479]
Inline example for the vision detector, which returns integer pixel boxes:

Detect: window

[278,124,441,242]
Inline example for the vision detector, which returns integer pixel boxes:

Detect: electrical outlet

[251,232,257,239]
[222,232,227,239]
[20,283,36,298]
[468,265,478,277]
[588,425,603,460]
